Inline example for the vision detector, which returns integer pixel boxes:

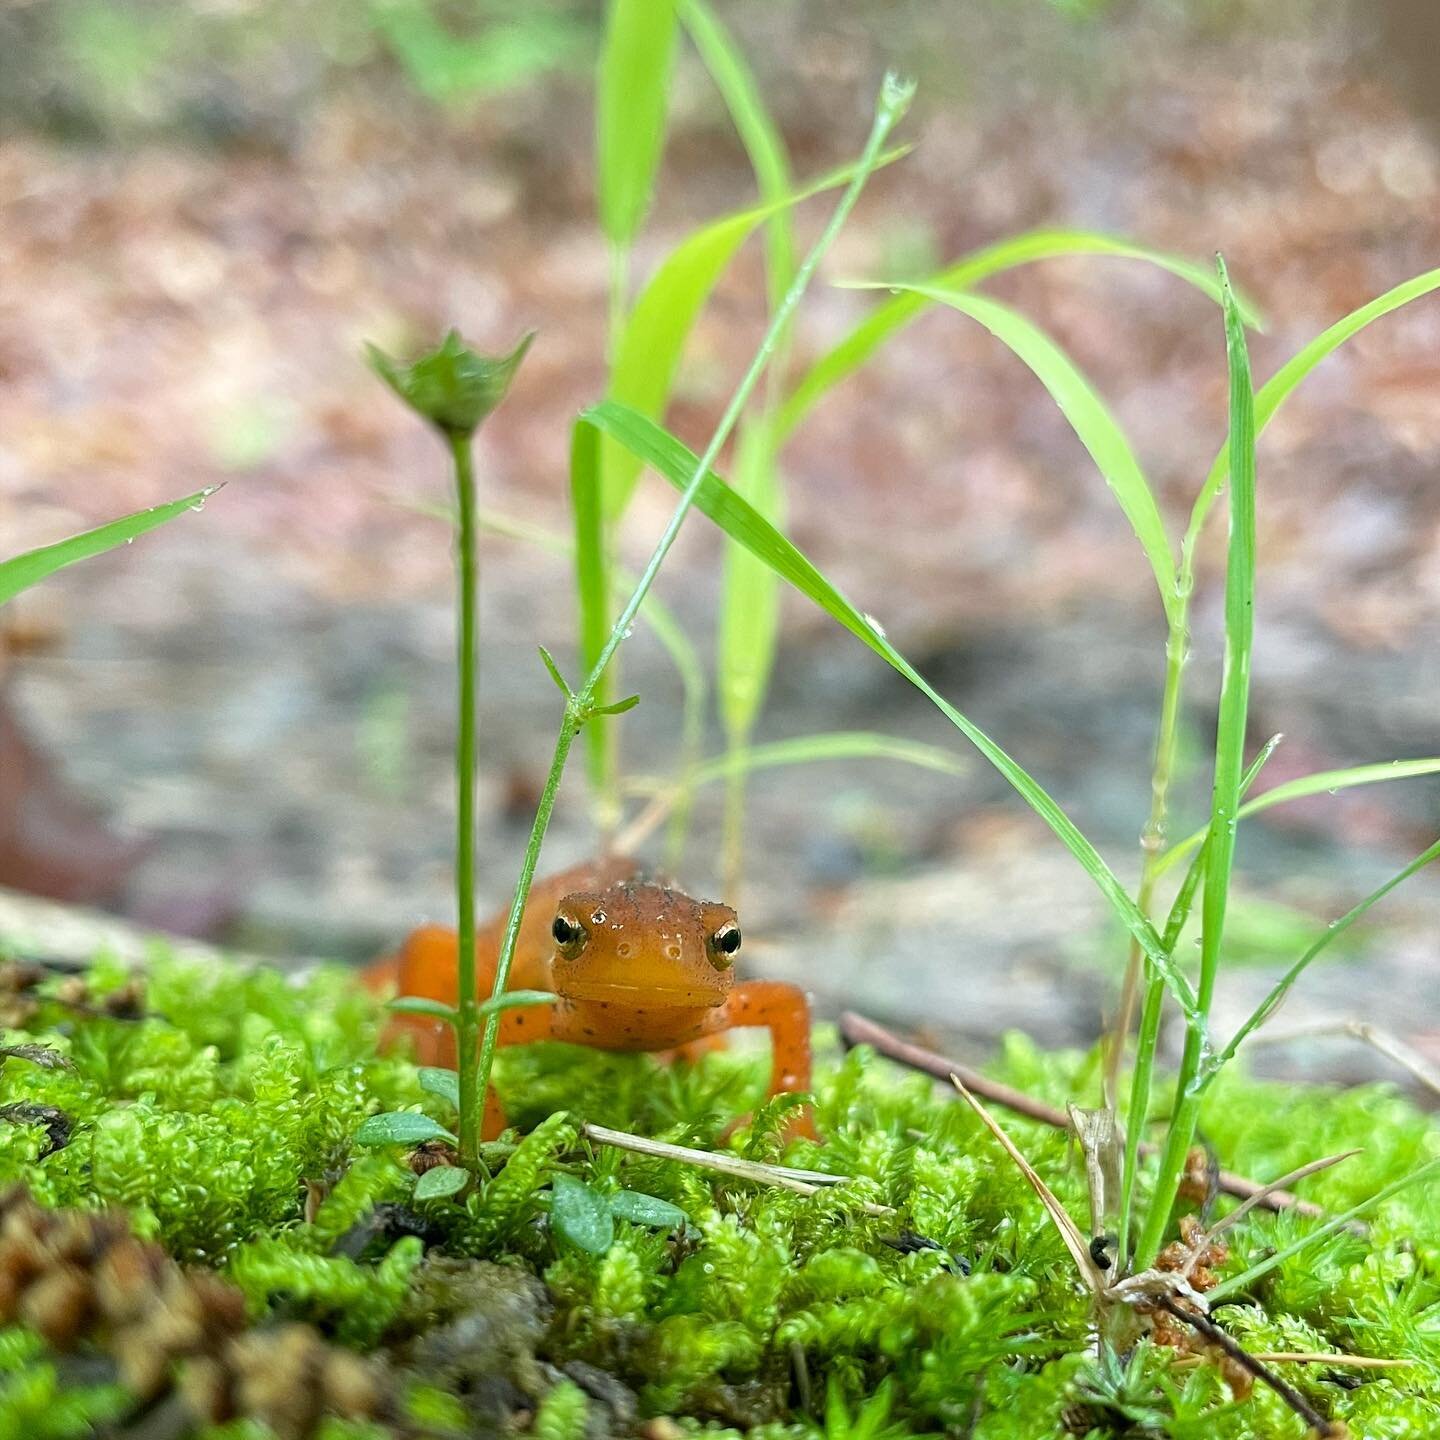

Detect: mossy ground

[0,948,1435,1439]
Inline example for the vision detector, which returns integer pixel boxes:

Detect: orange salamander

[366,859,815,1139]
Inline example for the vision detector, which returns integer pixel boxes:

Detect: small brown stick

[580,1122,895,1217]
[839,1012,1325,1221]
[1154,1295,1339,1436]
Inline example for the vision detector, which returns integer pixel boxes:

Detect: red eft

[365,859,815,1139]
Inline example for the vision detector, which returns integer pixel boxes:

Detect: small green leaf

[367,330,534,438]
[609,1189,689,1229]
[590,694,640,718]
[538,646,574,699]
[355,1112,458,1147]
[549,1173,615,1254]
[413,1164,470,1202]
[1,489,217,607]
[476,990,556,1018]
[418,1068,460,1108]
[387,996,458,1021]
[1184,267,1440,564]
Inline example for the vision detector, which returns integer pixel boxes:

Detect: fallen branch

[581,1122,895,1217]
[839,1012,1325,1221]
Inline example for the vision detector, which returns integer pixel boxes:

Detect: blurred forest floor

[1,0,1438,1086]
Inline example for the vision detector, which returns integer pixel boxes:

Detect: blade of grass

[1207,835,1440,1079]
[776,229,1261,447]
[596,0,678,250]
[601,148,906,520]
[580,399,1201,1025]
[1183,268,1440,572]
[688,730,968,787]
[1116,843,1206,1270]
[1208,1159,1440,1301]
[1205,1151,1361,1241]
[0,488,217,606]
[1156,758,1440,877]
[615,729,966,856]
[1135,257,1257,1271]
[847,282,1177,623]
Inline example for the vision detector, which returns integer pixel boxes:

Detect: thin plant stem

[1115,843,1203,1268]
[1135,261,1256,1269]
[721,763,748,900]
[595,242,633,844]
[449,432,483,1168]
[1105,610,1188,1101]
[472,77,913,1143]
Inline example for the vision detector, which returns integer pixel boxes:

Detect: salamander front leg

[722,980,817,1141]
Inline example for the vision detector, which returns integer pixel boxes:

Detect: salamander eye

[708,923,741,967]
[552,912,587,956]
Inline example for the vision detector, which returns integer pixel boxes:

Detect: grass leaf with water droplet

[0,489,216,607]
[413,1164,469,1202]
[550,1173,615,1255]
[1155,758,1440,877]
[355,1111,458,1147]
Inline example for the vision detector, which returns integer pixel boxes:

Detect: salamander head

[548,881,740,1009]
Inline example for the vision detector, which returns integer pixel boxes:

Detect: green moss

[0,1328,128,1440]
[0,946,1436,1438]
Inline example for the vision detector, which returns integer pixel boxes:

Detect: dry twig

[580,1122,895,1217]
